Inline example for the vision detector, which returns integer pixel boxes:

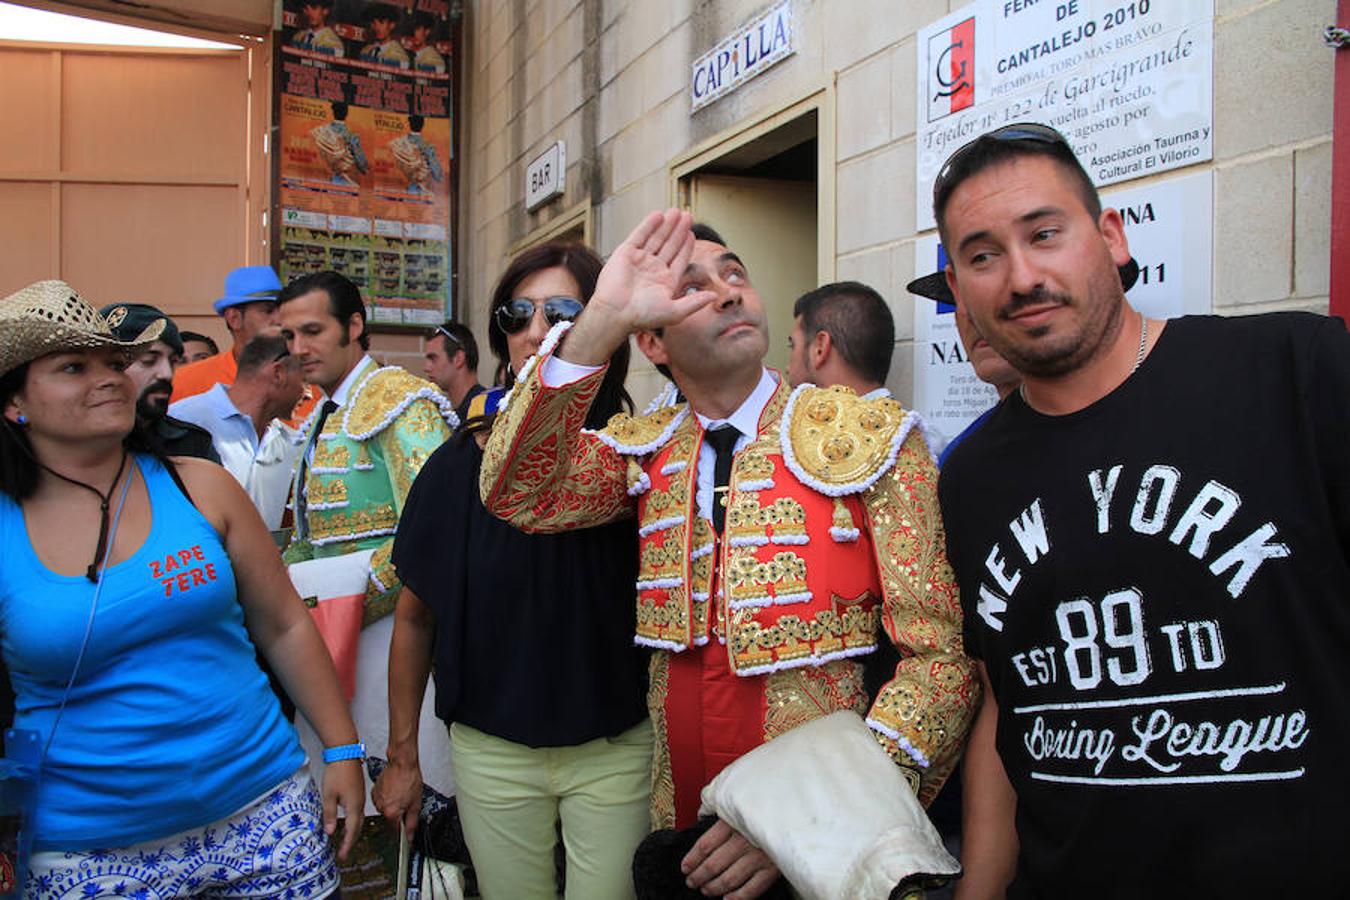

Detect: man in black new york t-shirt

[931,124,1350,897]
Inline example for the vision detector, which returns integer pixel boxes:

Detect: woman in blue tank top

[0,280,365,899]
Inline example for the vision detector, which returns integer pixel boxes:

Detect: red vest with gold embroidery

[601,382,911,677]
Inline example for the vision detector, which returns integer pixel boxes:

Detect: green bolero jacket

[284,357,456,625]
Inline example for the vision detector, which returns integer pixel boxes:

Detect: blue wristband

[322,742,365,764]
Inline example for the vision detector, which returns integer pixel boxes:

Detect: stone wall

[448,0,1335,405]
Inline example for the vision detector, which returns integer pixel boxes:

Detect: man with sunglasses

[481,212,975,898]
[169,333,307,530]
[932,124,1350,896]
[423,321,484,421]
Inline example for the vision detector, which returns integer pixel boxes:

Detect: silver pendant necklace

[1020,314,1149,405]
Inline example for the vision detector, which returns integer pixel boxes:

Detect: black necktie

[297,400,339,537]
[705,425,740,534]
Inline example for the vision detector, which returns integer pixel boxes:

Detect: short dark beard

[989,277,1124,378]
[136,379,172,421]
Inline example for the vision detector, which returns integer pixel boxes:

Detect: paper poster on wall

[911,233,1002,455]
[915,0,1213,230]
[277,0,453,326]
[911,169,1214,453]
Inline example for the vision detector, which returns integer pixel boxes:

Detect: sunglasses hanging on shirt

[493,296,584,334]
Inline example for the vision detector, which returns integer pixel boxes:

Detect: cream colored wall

[0,39,271,346]
[458,0,1336,407]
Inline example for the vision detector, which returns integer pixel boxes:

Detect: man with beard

[481,214,976,898]
[102,303,218,462]
[934,124,1350,897]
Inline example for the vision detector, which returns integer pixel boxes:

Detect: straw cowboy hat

[0,280,165,378]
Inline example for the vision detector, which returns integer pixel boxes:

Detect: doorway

[640,91,832,410]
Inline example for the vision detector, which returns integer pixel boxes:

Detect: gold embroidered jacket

[480,335,978,806]
[285,359,454,624]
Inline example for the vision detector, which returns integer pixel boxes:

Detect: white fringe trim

[636,576,683,590]
[638,515,683,537]
[770,533,809,546]
[627,471,652,497]
[729,535,769,548]
[311,465,349,475]
[318,433,336,441]
[538,318,572,358]
[691,590,710,602]
[728,595,774,610]
[911,412,942,462]
[310,526,396,546]
[588,405,690,457]
[354,463,375,471]
[778,383,918,497]
[830,526,861,543]
[735,643,876,676]
[495,322,570,418]
[370,565,389,594]
[693,635,710,647]
[660,460,688,476]
[342,365,458,440]
[296,402,323,438]
[738,478,774,491]
[643,379,681,414]
[635,636,687,652]
[307,500,350,511]
[689,542,714,560]
[726,589,814,612]
[865,718,932,769]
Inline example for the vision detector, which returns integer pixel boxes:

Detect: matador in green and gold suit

[285,355,455,617]
[285,354,456,899]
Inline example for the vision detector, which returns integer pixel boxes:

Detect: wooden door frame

[668,84,836,284]
[506,198,593,258]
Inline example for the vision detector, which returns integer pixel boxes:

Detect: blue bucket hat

[214,266,283,315]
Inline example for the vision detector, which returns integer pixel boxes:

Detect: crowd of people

[0,122,1346,900]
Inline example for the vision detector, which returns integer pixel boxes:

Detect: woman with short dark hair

[373,243,652,899]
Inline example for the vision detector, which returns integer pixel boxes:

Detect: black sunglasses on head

[432,325,462,350]
[494,296,584,334]
[933,123,1071,201]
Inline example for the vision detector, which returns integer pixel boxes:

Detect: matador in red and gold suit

[480,320,977,832]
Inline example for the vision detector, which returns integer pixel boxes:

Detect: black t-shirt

[940,313,1350,896]
[155,415,220,463]
[453,383,486,424]
[392,431,648,747]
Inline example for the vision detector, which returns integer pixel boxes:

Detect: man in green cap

[101,302,218,462]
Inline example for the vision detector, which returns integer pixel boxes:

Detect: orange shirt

[172,350,319,427]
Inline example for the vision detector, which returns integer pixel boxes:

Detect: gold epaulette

[588,402,691,456]
[343,366,458,440]
[779,384,917,496]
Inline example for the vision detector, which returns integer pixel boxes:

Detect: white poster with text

[916,0,1213,230]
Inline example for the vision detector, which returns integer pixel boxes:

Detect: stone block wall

[454,0,1335,406]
